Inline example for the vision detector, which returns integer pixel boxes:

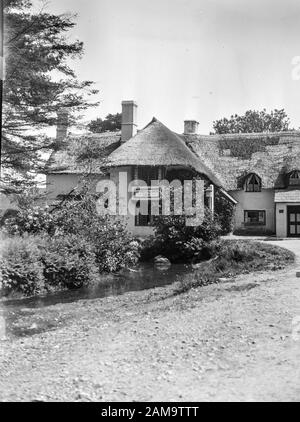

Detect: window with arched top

[245,174,262,192]
[289,170,300,186]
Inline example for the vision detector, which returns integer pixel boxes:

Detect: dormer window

[289,170,300,186]
[245,174,262,192]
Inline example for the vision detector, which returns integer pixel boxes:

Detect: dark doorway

[287,206,300,237]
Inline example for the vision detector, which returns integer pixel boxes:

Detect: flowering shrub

[89,219,141,272]
[42,235,98,289]
[3,205,56,236]
[0,234,45,296]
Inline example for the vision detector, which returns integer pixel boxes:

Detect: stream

[0,263,191,338]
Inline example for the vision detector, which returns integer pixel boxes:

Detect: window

[134,167,159,227]
[137,166,159,184]
[245,174,262,192]
[289,170,300,186]
[244,210,266,226]
[135,212,152,227]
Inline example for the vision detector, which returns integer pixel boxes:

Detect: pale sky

[39,0,300,134]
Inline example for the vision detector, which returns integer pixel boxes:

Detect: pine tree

[1,0,98,192]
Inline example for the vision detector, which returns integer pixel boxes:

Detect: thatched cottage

[46,101,300,238]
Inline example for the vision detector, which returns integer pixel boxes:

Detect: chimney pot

[121,100,138,143]
[184,120,199,135]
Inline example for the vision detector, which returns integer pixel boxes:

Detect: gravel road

[0,239,300,402]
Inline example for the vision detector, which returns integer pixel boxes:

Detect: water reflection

[1,263,190,310]
[0,263,191,338]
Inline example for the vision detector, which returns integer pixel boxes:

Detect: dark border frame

[244,210,266,226]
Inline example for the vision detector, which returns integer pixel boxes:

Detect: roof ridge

[106,118,223,186]
[193,130,300,140]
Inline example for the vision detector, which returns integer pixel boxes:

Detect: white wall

[46,174,80,201]
[46,174,107,201]
[276,203,287,238]
[229,188,275,233]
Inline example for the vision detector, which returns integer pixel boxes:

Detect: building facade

[45,101,300,238]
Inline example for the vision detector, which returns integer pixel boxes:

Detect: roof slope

[275,188,300,203]
[185,131,300,190]
[46,132,121,174]
[106,118,222,186]
[46,122,300,191]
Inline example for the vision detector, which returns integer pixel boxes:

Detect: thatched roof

[185,131,300,190]
[45,132,121,174]
[106,118,222,186]
[46,120,300,192]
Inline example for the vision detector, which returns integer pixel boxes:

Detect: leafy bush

[53,193,141,272]
[141,211,221,263]
[3,205,56,236]
[0,187,141,297]
[0,233,100,296]
[0,234,45,296]
[4,188,141,275]
[214,189,235,235]
[92,223,141,273]
[42,235,98,289]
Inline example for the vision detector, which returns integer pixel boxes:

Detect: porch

[275,189,300,238]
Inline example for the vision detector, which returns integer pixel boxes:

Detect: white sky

[38,0,300,134]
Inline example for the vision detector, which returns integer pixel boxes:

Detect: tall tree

[212,109,291,134]
[88,113,122,133]
[1,0,98,192]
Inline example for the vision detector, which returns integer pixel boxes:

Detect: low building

[187,131,300,237]
[46,101,300,238]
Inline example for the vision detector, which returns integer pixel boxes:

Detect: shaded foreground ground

[0,239,300,402]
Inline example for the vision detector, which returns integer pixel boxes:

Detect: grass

[175,240,295,294]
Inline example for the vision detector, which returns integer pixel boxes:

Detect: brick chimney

[184,120,199,135]
[56,108,69,141]
[121,101,137,143]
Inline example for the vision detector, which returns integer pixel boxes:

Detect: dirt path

[0,239,300,402]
